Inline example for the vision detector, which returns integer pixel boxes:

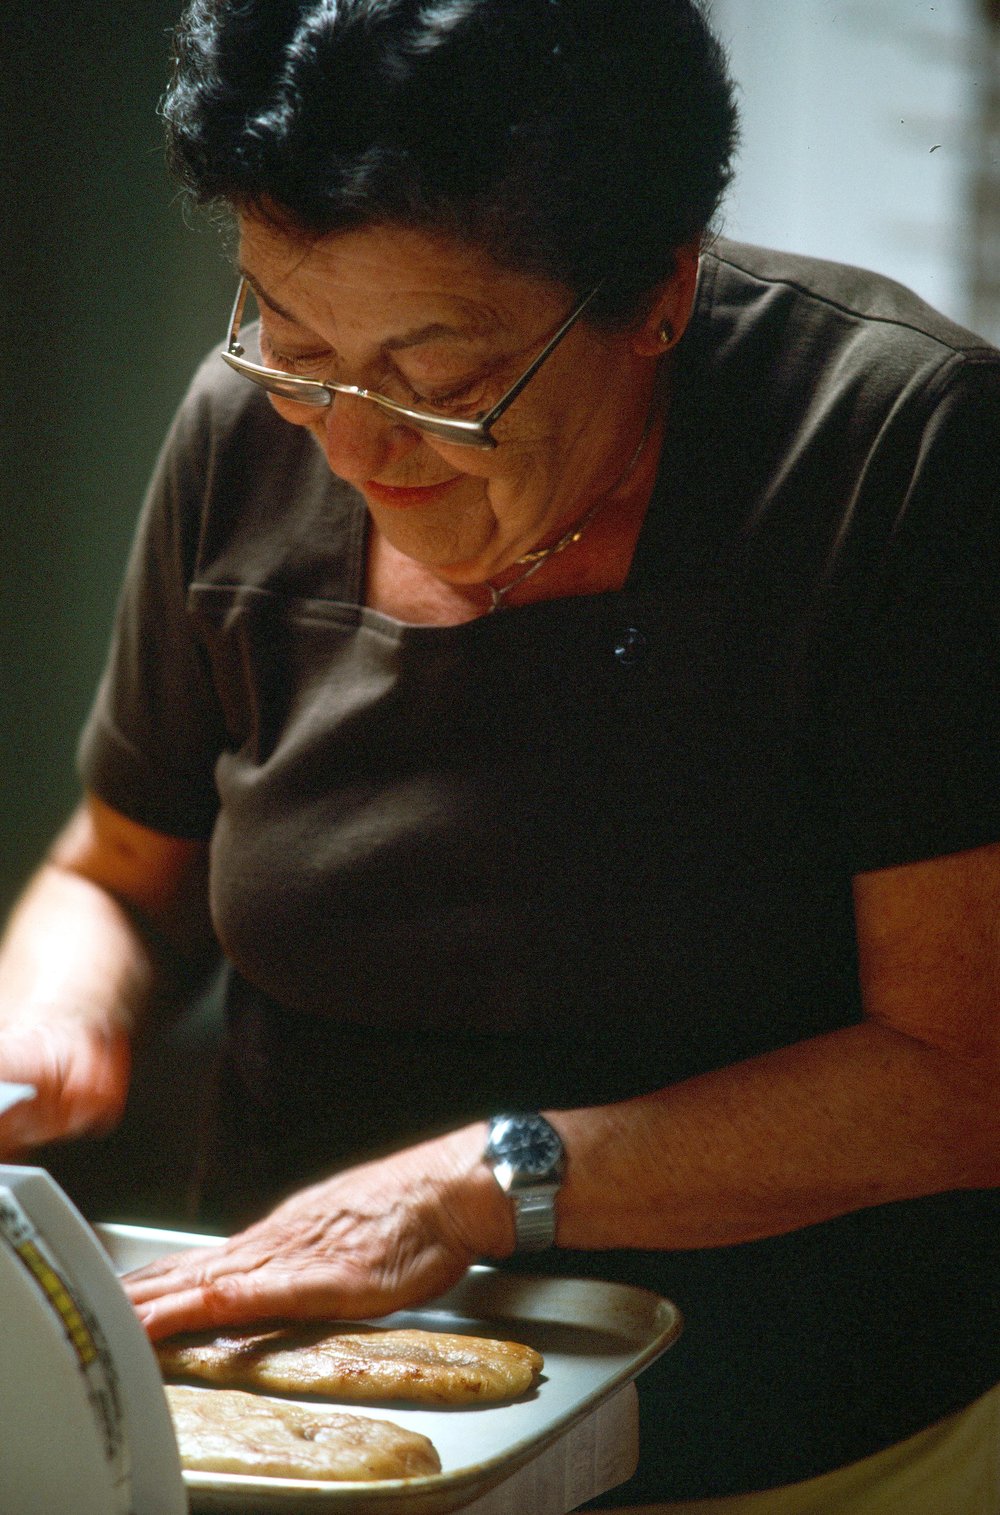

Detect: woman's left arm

[552,837,1000,1249]
[126,839,1000,1339]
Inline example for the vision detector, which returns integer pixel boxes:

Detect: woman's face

[237,215,670,586]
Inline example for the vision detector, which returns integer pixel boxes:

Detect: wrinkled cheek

[494,442,561,515]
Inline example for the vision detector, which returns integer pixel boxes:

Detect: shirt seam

[707,246,1000,360]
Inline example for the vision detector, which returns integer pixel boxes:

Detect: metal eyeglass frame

[222,276,603,450]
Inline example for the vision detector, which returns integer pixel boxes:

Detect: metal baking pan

[97,1224,681,1514]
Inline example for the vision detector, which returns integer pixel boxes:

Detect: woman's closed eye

[259,331,333,375]
[259,326,499,414]
[399,374,495,416]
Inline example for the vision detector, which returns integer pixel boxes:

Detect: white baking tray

[97,1225,680,1514]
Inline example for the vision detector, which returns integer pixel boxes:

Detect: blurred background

[1,0,998,1215]
[709,0,1000,336]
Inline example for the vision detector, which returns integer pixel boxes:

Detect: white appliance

[0,1133,187,1512]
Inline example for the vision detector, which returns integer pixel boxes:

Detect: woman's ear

[629,240,702,356]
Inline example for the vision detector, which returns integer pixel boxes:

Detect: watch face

[488,1114,563,1176]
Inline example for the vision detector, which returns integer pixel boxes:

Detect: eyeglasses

[222,276,602,450]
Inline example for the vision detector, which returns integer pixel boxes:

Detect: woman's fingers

[130,1260,316,1340]
[126,1234,468,1340]
[121,1130,502,1340]
[0,1021,131,1155]
[122,1149,484,1339]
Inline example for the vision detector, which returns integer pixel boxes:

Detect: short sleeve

[824,355,1000,873]
[77,356,229,838]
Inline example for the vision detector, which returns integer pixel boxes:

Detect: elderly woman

[1,1,999,1509]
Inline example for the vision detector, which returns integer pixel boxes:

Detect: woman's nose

[308,391,424,481]
[268,389,424,480]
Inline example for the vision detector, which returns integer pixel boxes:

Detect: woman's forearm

[0,860,160,1149]
[1,794,214,1034]
[122,1013,1000,1338]
[0,860,161,1036]
[0,797,213,1152]
[546,1017,1000,1252]
[123,845,1000,1337]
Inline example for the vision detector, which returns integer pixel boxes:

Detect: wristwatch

[483,1112,565,1252]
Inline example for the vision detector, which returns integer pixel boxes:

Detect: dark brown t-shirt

[79,241,1000,1499]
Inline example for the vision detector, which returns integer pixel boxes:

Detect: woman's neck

[365,390,669,627]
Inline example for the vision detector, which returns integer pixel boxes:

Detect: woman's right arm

[0,792,212,1156]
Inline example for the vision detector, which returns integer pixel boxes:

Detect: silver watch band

[511,1186,560,1251]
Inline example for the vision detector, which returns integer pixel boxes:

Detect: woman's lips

[363,474,465,509]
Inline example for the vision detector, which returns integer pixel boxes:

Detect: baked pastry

[166,1383,441,1480]
[158,1322,543,1404]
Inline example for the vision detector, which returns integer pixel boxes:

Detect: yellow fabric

[602,1381,1000,1515]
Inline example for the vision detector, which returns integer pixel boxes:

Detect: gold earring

[657,318,674,347]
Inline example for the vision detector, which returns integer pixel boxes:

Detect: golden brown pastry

[158,1322,543,1404]
[166,1384,441,1480]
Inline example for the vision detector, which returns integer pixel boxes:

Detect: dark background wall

[2,2,232,919]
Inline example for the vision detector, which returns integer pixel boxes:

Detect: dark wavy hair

[162,0,739,321]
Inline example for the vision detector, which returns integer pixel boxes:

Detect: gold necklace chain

[485,408,657,613]
[514,505,603,565]
[485,496,607,612]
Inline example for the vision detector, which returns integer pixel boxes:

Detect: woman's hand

[125,1124,513,1341]
[0,793,213,1159]
[0,1017,132,1157]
